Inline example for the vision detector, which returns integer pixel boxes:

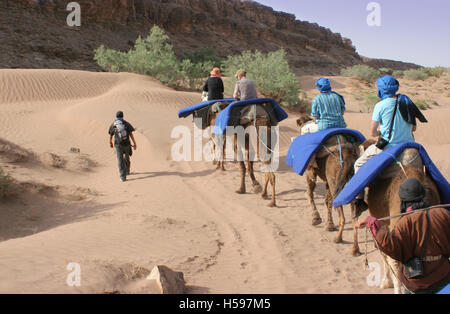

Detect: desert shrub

[94,46,128,72]
[361,93,379,113]
[403,69,429,81]
[222,49,302,108]
[94,26,211,90]
[0,168,14,198]
[379,67,392,75]
[341,65,380,83]
[181,47,222,67]
[420,67,447,78]
[415,99,431,110]
[178,59,214,90]
[392,70,404,78]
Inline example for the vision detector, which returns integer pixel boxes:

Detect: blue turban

[377,75,399,100]
[315,78,332,92]
[315,77,345,104]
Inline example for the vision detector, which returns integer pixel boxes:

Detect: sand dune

[0,69,448,293]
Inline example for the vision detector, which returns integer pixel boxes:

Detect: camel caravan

[178,70,450,294]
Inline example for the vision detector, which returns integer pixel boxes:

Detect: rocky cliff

[0,0,418,74]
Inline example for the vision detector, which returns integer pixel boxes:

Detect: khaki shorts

[301,121,319,135]
[354,144,383,173]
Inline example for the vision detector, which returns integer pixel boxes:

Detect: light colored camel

[296,115,361,251]
[208,102,231,171]
[356,142,441,293]
[235,116,277,207]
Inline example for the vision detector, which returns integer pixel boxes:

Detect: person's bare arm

[129,133,137,150]
[109,135,114,148]
[370,121,380,138]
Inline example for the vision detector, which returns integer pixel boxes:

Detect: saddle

[307,135,358,171]
[377,148,423,179]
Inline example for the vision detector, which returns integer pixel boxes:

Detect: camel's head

[296,114,312,133]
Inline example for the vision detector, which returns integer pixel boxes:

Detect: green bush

[181,47,222,67]
[341,65,380,83]
[420,67,447,78]
[94,26,211,90]
[392,70,404,78]
[222,49,302,108]
[403,69,429,81]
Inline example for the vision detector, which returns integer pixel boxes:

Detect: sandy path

[0,69,447,293]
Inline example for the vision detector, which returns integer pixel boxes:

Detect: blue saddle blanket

[178,98,235,118]
[438,283,450,294]
[286,128,366,176]
[212,98,288,135]
[333,142,450,207]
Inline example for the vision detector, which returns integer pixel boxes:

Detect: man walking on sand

[108,111,137,182]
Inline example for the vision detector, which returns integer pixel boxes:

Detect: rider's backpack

[113,119,129,145]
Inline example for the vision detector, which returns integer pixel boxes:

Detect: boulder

[146,265,186,294]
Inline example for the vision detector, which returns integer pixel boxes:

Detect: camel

[296,115,361,252]
[356,141,441,293]
[234,108,277,207]
[207,101,231,171]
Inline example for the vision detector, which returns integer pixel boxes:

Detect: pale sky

[255,0,450,67]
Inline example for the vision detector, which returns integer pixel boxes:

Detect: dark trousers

[115,144,130,180]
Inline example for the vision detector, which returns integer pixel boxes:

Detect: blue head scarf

[377,75,399,100]
[315,78,332,92]
[315,77,345,104]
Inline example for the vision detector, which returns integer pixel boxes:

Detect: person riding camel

[352,75,427,216]
[301,78,347,134]
[202,67,224,101]
[233,69,257,101]
[356,178,450,294]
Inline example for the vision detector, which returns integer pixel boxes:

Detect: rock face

[0,0,418,74]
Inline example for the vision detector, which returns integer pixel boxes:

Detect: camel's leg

[386,256,404,294]
[262,172,269,199]
[324,184,336,231]
[220,142,226,171]
[212,140,217,166]
[306,170,322,226]
[236,161,246,194]
[247,161,262,193]
[334,206,345,243]
[267,171,276,207]
[351,218,362,256]
[380,253,394,290]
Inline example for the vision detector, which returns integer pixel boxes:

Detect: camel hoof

[312,216,322,226]
[235,188,246,194]
[253,183,262,194]
[352,248,362,257]
[334,236,343,244]
[326,223,336,232]
[380,279,393,289]
[267,201,276,207]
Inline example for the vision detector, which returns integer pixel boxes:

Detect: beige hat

[235,69,246,78]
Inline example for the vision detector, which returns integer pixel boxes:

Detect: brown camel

[356,142,441,293]
[234,113,277,207]
[296,115,361,251]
